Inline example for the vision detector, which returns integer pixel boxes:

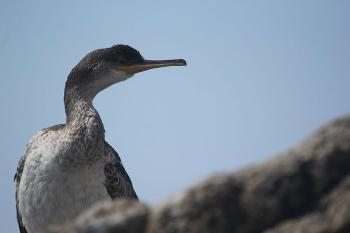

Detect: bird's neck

[64,87,105,139]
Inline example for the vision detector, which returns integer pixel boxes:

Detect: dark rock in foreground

[49,200,149,233]
[52,115,350,233]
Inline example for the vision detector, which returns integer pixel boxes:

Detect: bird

[14,44,186,233]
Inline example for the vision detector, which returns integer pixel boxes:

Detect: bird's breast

[20,162,110,233]
[18,131,110,233]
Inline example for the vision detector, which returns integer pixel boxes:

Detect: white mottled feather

[18,128,110,233]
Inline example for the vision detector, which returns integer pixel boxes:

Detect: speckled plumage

[15,45,140,233]
[15,101,138,233]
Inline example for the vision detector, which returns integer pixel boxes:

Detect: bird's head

[65,44,186,102]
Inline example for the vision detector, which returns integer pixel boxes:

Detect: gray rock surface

[53,115,350,233]
[49,200,149,233]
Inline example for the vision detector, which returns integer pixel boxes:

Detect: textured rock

[50,200,149,233]
[265,176,350,233]
[54,115,350,233]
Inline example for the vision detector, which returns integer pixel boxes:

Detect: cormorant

[14,44,186,233]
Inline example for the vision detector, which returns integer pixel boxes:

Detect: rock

[149,115,350,233]
[54,115,350,233]
[50,200,149,233]
[265,176,350,233]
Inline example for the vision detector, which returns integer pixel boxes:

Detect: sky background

[1,1,349,232]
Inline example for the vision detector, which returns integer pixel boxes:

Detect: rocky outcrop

[52,115,350,233]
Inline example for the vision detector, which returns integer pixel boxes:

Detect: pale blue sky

[1,1,349,232]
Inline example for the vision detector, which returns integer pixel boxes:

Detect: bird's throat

[64,87,105,141]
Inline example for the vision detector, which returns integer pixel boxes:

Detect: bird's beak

[117,59,187,75]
